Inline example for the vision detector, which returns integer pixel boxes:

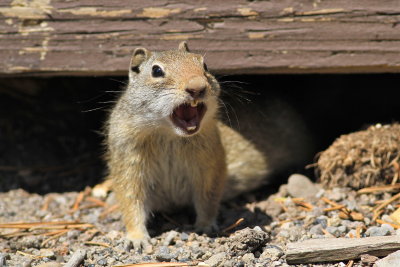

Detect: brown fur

[98,42,312,248]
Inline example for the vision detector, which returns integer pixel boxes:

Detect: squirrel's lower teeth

[190,100,198,107]
[187,126,196,131]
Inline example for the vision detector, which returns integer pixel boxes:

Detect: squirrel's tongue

[172,103,206,134]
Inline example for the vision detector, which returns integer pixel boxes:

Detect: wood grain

[286,236,400,264]
[0,0,399,76]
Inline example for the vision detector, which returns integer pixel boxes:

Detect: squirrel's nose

[186,77,207,99]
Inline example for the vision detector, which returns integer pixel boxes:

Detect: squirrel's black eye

[203,63,208,72]
[152,65,164,78]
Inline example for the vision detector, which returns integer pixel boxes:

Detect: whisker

[81,106,107,113]
[108,78,128,85]
[225,102,240,131]
[105,90,124,93]
[76,92,107,104]
[98,101,117,104]
[218,99,232,129]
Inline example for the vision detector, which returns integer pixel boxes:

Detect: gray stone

[338,225,347,234]
[39,249,56,259]
[228,228,269,256]
[155,246,174,262]
[241,253,255,264]
[326,226,340,237]
[277,230,290,239]
[97,259,107,266]
[158,246,170,254]
[155,253,174,262]
[287,174,318,198]
[253,226,263,232]
[311,207,323,217]
[329,188,345,201]
[204,252,227,267]
[310,224,324,235]
[365,226,390,237]
[223,260,234,267]
[375,250,400,267]
[288,226,305,241]
[381,224,395,234]
[163,230,178,246]
[315,216,328,228]
[381,215,394,224]
[0,254,9,267]
[107,258,116,265]
[260,245,284,261]
[272,260,283,266]
[328,215,341,227]
[180,232,189,241]
[21,260,32,267]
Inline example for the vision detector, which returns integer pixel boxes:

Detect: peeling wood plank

[286,236,400,264]
[0,0,399,76]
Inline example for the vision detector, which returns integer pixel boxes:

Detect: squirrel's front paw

[126,230,150,251]
[195,221,219,235]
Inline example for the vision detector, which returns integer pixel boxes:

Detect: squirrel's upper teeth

[190,100,198,107]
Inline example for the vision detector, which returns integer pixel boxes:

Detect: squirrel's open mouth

[171,101,207,135]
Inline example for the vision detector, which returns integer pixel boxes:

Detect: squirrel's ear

[178,41,190,52]
[130,48,151,74]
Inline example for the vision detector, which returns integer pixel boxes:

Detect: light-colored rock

[260,245,284,261]
[375,250,400,267]
[204,252,226,267]
[241,253,255,264]
[365,226,390,237]
[287,174,318,198]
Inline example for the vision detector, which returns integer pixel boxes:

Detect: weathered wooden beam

[286,236,400,264]
[0,0,399,76]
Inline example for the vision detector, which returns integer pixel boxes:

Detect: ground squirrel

[98,42,312,249]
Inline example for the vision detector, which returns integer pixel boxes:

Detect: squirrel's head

[125,42,220,137]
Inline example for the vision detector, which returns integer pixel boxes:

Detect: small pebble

[328,215,341,227]
[260,245,284,261]
[180,232,189,241]
[375,250,400,267]
[326,226,340,237]
[338,225,347,234]
[155,253,174,262]
[365,226,390,237]
[163,230,178,246]
[329,188,345,201]
[381,215,394,224]
[381,224,395,234]
[39,249,55,259]
[97,259,107,266]
[253,226,263,232]
[204,252,226,267]
[21,260,32,267]
[309,224,323,236]
[0,254,9,267]
[106,230,121,240]
[315,216,328,228]
[287,174,319,198]
[241,253,255,264]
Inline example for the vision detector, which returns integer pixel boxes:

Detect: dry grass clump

[317,123,400,189]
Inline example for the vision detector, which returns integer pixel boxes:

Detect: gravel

[287,174,320,198]
[2,174,400,266]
